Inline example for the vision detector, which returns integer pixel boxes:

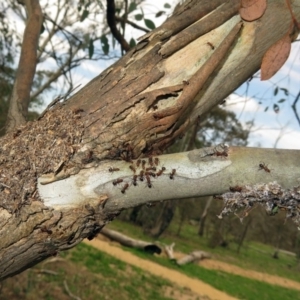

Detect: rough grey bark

[1,0,300,280]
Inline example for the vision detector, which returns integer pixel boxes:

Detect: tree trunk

[198,196,213,236]
[1,0,300,280]
[236,217,252,254]
[147,200,176,238]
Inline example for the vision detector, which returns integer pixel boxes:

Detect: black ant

[136,159,141,167]
[121,183,129,194]
[230,186,243,192]
[259,163,270,173]
[129,165,136,173]
[214,150,228,157]
[146,171,156,178]
[120,143,133,162]
[113,178,123,186]
[145,174,152,188]
[169,169,176,179]
[139,170,144,181]
[141,160,146,169]
[109,167,120,173]
[146,166,156,172]
[207,42,215,50]
[156,167,166,177]
[40,226,53,234]
[73,108,84,114]
[81,150,94,164]
[132,175,138,186]
[148,157,154,166]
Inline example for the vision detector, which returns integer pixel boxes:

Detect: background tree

[1,0,300,281]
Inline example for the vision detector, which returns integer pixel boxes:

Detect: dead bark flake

[260,33,291,80]
[239,0,267,21]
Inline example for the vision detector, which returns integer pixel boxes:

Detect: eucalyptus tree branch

[106,0,130,52]
[6,0,43,132]
[37,145,300,217]
[1,0,300,281]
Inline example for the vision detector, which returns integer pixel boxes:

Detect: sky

[226,41,300,149]
[7,0,300,150]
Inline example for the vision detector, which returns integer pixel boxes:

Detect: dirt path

[200,259,300,291]
[84,239,237,300]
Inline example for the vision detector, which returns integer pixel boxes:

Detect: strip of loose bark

[160,1,240,57]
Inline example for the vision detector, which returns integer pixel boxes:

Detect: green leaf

[129,38,136,48]
[270,205,279,216]
[96,0,104,10]
[164,3,171,8]
[277,98,286,103]
[80,9,89,22]
[273,104,279,113]
[273,86,278,96]
[155,11,165,18]
[135,14,143,21]
[88,39,94,58]
[280,87,289,96]
[40,23,45,34]
[112,35,116,49]
[144,18,156,30]
[100,35,109,55]
[82,33,90,47]
[128,2,137,13]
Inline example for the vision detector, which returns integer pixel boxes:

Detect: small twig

[42,257,66,265]
[32,46,81,100]
[291,90,300,127]
[115,16,150,33]
[44,13,83,44]
[64,280,81,300]
[38,269,58,276]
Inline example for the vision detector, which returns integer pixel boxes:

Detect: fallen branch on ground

[100,228,162,254]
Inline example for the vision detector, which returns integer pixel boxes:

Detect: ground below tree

[84,234,300,299]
